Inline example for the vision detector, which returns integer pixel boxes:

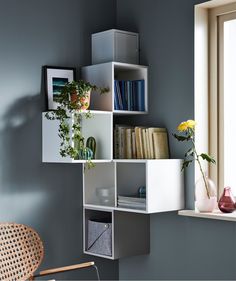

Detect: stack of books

[114,80,145,111]
[117,195,146,210]
[114,125,169,159]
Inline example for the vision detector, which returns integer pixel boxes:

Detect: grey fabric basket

[87,219,112,256]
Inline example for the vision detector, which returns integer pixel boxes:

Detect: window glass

[221,16,236,194]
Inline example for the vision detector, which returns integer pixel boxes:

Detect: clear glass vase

[218,187,236,213]
[195,174,217,212]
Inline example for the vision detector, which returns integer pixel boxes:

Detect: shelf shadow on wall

[0,92,117,280]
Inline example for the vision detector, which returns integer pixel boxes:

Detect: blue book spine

[130,81,134,111]
[124,81,128,110]
[132,81,137,111]
[119,80,127,110]
[140,80,145,111]
[136,80,145,111]
[127,81,131,111]
[116,80,123,110]
[114,80,119,110]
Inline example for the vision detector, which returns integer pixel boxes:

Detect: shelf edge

[178,209,236,222]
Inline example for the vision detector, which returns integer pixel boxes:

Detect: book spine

[125,129,132,159]
[148,128,154,159]
[135,127,141,159]
[114,127,119,158]
[116,80,123,110]
[142,128,147,159]
[127,81,131,111]
[114,80,119,110]
[153,131,169,159]
[140,80,145,111]
[120,80,127,110]
[139,127,144,159]
[132,131,137,159]
[144,128,149,159]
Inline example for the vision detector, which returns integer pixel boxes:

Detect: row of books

[114,79,145,111]
[117,195,146,210]
[114,125,169,159]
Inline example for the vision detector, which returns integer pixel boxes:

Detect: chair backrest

[0,223,44,281]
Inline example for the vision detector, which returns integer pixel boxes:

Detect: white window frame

[195,0,236,196]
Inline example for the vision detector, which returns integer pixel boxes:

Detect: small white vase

[195,175,217,212]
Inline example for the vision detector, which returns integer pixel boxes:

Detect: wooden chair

[0,223,99,281]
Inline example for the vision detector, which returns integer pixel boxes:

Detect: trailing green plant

[45,80,108,168]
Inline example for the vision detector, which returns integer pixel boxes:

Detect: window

[218,11,236,194]
[195,1,236,197]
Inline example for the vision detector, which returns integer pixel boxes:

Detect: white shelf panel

[113,110,148,115]
[72,159,112,163]
[82,110,112,115]
[84,204,148,214]
[115,207,148,214]
[84,204,115,211]
[113,159,182,163]
[113,61,148,70]
[179,209,236,222]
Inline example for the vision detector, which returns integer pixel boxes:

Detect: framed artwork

[44,66,76,110]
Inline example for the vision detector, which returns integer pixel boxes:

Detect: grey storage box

[87,219,112,256]
[92,29,139,64]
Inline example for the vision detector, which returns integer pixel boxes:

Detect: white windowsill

[178,209,236,222]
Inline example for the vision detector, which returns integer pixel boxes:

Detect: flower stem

[191,136,211,199]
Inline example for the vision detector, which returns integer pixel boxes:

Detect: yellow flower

[177,120,196,132]
[186,119,196,129]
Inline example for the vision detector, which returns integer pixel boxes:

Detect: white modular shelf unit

[81,62,148,114]
[83,159,184,214]
[83,207,150,260]
[42,111,113,163]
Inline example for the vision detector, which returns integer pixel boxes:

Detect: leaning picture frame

[44,66,76,110]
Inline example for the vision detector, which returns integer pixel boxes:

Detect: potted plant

[45,80,109,168]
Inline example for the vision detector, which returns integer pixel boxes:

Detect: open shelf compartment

[115,159,184,213]
[82,62,148,114]
[42,111,113,163]
[116,162,146,212]
[83,162,116,208]
[83,207,150,260]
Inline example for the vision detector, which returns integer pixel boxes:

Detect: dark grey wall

[2,0,236,280]
[116,0,236,279]
[0,0,118,280]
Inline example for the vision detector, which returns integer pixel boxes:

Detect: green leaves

[200,153,216,164]
[172,134,190,141]
[185,147,194,158]
[181,160,193,171]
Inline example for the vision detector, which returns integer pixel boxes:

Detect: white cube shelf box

[42,111,113,163]
[82,62,148,114]
[92,29,139,65]
[116,159,184,213]
[83,207,150,260]
[83,159,184,214]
